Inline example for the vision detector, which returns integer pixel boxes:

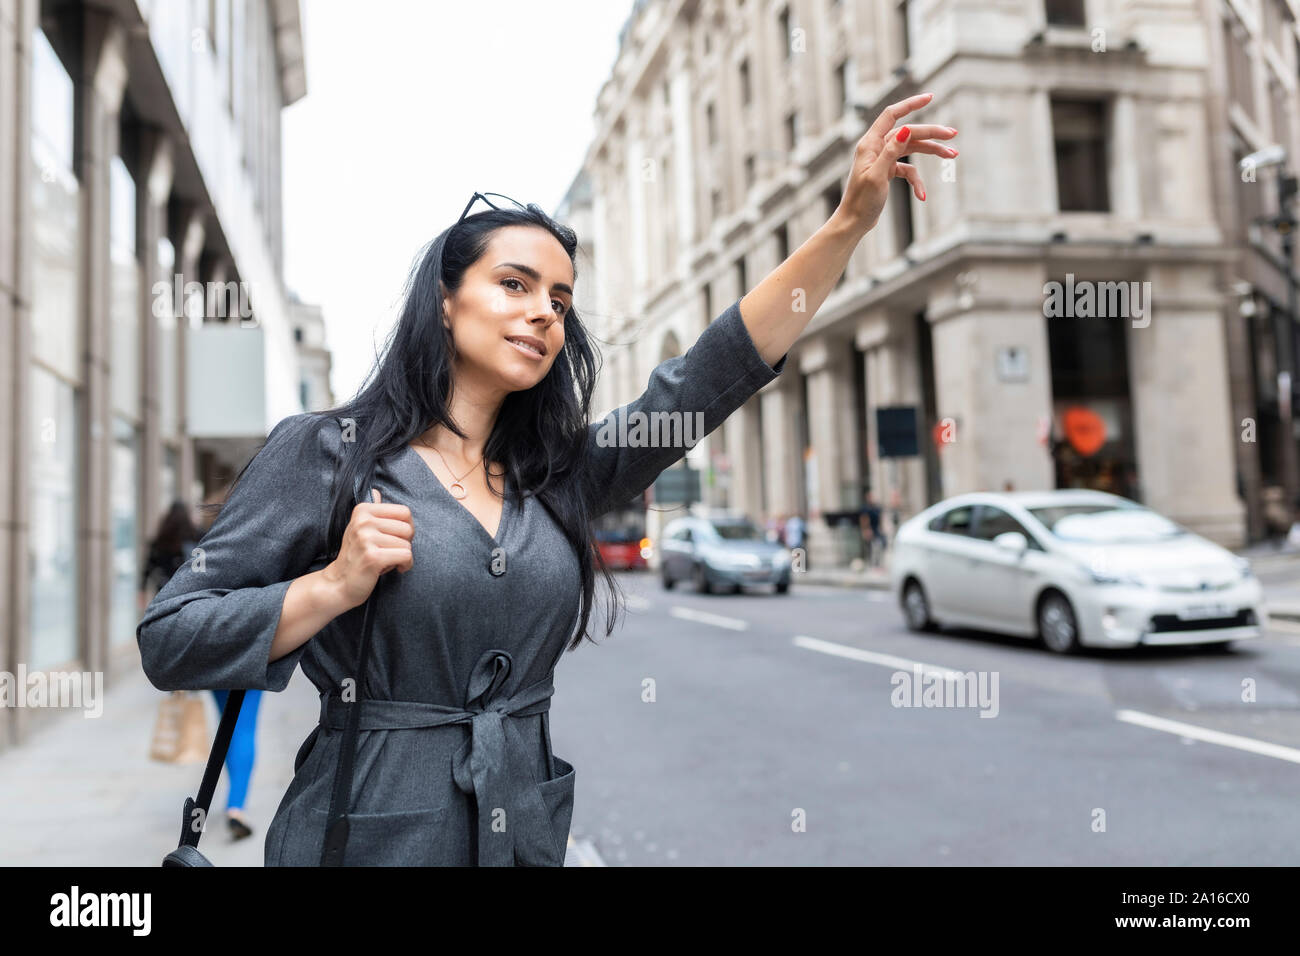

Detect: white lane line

[669,606,750,631]
[792,635,967,679]
[1115,709,1300,766]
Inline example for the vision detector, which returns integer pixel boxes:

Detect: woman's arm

[738,92,958,367]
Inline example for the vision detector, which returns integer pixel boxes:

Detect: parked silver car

[659,516,792,594]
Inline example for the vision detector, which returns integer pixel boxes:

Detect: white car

[889,490,1266,653]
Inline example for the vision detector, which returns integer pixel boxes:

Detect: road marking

[669,606,750,631]
[1267,618,1300,633]
[1115,709,1300,766]
[792,635,967,679]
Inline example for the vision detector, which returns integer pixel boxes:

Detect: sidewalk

[0,645,598,866]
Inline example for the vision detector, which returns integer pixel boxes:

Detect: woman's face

[442,225,573,396]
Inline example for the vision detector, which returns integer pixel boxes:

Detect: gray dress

[137,300,786,865]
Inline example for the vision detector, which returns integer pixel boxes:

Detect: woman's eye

[502,278,522,291]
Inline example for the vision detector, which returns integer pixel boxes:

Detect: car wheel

[902,579,934,632]
[661,565,675,590]
[694,563,712,595]
[1038,591,1080,654]
[775,581,790,594]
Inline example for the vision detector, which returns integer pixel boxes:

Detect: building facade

[1,0,311,748]
[576,0,1300,568]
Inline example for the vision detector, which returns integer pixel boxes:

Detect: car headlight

[772,550,791,568]
[1088,568,1145,587]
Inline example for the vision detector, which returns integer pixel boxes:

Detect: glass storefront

[110,416,140,647]
[108,155,141,647]
[29,369,79,669]
[28,28,81,669]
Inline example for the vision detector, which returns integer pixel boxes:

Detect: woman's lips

[505,336,545,360]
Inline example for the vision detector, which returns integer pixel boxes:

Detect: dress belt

[318,648,556,867]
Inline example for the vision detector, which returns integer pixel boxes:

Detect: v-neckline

[401,443,513,545]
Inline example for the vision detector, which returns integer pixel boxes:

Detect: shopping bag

[149,691,211,764]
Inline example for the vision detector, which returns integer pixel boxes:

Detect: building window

[712,188,723,220]
[895,1,911,64]
[824,183,847,286]
[891,153,915,256]
[736,255,748,296]
[110,414,140,647]
[110,155,139,421]
[29,366,79,669]
[739,57,751,107]
[31,27,80,382]
[778,6,791,62]
[745,153,756,189]
[294,326,304,343]
[1051,97,1110,212]
[1044,0,1086,27]
[775,223,789,263]
[834,59,850,116]
[703,282,713,324]
[1223,16,1255,117]
[707,101,717,145]
[785,111,799,151]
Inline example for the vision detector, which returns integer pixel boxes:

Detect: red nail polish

[896,127,911,143]
[920,189,926,201]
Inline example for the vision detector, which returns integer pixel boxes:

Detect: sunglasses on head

[457,191,528,224]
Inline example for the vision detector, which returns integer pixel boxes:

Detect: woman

[143,501,263,840]
[137,94,956,866]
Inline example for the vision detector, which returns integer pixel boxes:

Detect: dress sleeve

[136,412,340,691]
[584,298,787,518]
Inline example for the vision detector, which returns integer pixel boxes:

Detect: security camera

[1240,144,1287,172]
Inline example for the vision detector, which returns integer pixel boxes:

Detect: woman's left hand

[838,92,959,233]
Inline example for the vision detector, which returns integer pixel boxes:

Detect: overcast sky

[281,0,633,405]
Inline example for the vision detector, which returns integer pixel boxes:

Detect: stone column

[760,378,802,523]
[858,312,929,526]
[72,5,128,681]
[136,126,172,540]
[170,202,206,514]
[0,0,38,750]
[801,337,857,567]
[925,265,1055,497]
[724,396,764,520]
[1127,265,1245,546]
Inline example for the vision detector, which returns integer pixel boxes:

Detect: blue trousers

[209,689,262,811]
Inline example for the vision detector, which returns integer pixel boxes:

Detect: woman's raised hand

[323,487,414,610]
[837,91,958,232]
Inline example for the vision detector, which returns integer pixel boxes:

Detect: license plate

[1176,603,1231,621]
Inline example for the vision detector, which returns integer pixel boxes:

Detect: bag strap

[173,689,246,851]
[319,470,387,866]
[319,572,384,866]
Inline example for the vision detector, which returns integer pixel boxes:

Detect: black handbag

[163,479,388,867]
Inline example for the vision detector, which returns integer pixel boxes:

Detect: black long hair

[209,203,622,651]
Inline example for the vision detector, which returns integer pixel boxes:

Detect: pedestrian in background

[860,492,884,567]
[784,513,805,552]
[144,499,261,841]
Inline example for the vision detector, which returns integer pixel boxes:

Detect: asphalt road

[550,571,1300,865]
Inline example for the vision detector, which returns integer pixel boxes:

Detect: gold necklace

[418,438,482,500]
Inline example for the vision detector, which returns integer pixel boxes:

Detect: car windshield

[710,521,764,541]
[1028,504,1185,542]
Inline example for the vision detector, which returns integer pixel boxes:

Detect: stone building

[1,0,310,747]
[572,0,1300,567]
